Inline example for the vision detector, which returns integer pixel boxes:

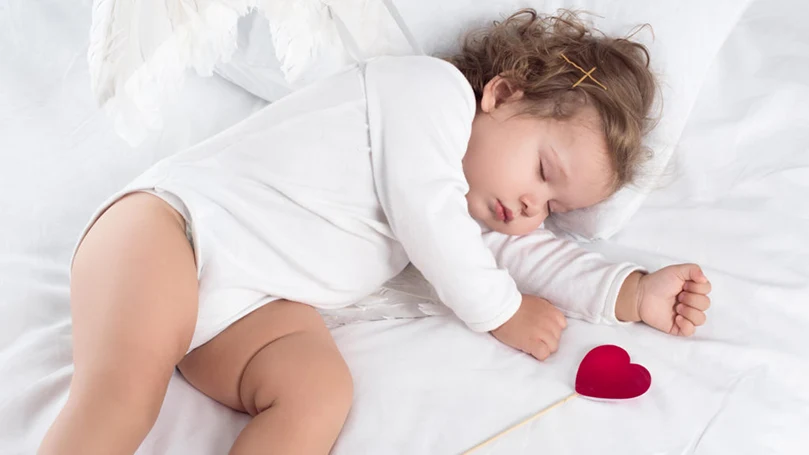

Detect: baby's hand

[638,264,712,336]
[491,294,567,361]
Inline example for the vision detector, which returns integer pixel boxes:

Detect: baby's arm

[366,57,565,359]
[483,228,641,324]
[366,57,520,332]
[483,228,711,335]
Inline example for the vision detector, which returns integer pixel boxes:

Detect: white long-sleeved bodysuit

[79,56,641,352]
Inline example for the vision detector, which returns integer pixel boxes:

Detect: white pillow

[217,0,754,239]
[399,0,755,240]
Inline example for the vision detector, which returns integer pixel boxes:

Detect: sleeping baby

[40,9,712,455]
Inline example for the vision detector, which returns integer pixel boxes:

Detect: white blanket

[1,0,808,453]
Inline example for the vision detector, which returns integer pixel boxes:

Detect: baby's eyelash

[539,160,546,181]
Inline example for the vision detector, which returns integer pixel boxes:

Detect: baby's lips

[503,205,514,222]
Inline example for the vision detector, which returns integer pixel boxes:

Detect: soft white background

[1,0,808,454]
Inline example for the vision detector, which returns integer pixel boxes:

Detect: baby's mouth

[495,199,514,223]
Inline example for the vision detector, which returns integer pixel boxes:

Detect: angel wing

[89,0,417,146]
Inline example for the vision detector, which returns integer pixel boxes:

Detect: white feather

[258,0,342,85]
[89,0,259,144]
[319,265,451,329]
[88,0,416,145]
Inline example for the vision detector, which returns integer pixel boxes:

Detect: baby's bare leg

[178,300,353,455]
[39,193,198,455]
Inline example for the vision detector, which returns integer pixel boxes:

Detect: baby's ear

[481,75,524,112]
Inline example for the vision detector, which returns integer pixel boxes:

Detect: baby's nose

[519,194,545,218]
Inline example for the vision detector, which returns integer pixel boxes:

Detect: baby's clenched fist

[491,294,567,361]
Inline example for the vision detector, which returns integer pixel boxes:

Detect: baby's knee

[314,354,354,417]
[278,353,353,421]
[241,332,354,422]
[295,361,353,424]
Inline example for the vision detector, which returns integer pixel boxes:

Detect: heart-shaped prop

[575,344,651,399]
[463,345,652,454]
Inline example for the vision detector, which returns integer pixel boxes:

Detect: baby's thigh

[177,300,352,415]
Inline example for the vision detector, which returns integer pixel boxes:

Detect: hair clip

[560,53,608,91]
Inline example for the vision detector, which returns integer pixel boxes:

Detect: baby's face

[464,97,615,236]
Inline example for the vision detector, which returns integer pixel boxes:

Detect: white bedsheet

[1,1,808,454]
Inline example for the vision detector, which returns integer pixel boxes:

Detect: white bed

[2,1,808,454]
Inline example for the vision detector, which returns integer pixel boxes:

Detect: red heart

[575,345,651,400]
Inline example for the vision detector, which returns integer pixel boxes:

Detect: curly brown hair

[446,9,659,190]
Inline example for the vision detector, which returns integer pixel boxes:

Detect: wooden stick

[462,392,579,454]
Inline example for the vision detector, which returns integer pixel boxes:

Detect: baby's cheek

[520,216,546,235]
[500,219,541,236]
[467,201,487,223]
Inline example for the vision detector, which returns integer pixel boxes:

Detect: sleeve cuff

[463,287,522,332]
[600,263,647,325]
